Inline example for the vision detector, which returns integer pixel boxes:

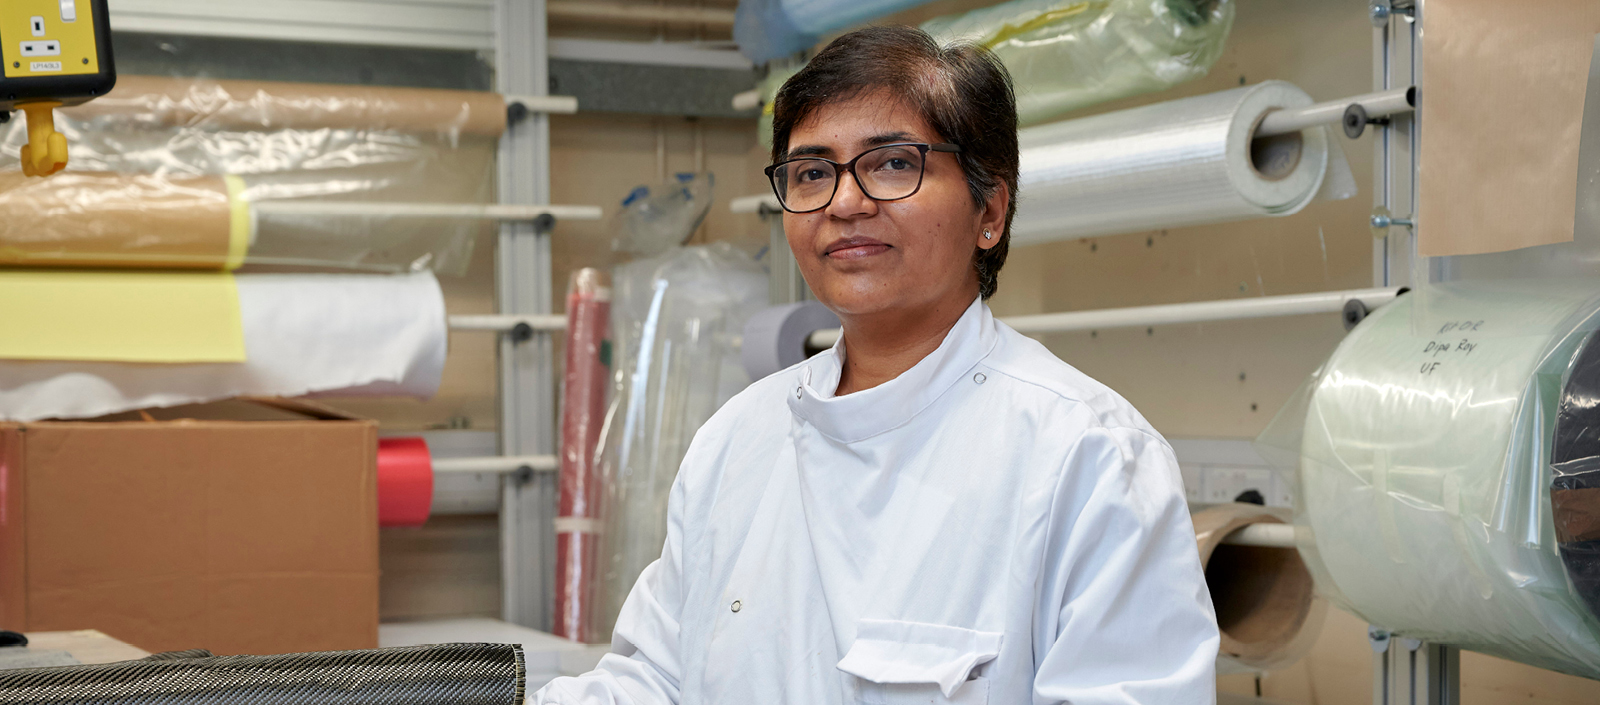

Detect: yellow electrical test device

[0,0,113,176]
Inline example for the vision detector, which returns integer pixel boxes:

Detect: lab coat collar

[788,297,997,444]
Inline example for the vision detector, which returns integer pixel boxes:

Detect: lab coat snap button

[974,373,987,384]
[730,600,742,613]
[795,386,803,399]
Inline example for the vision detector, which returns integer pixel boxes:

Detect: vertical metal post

[763,205,809,304]
[1374,0,1420,289]
[496,0,558,631]
[1374,631,1460,705]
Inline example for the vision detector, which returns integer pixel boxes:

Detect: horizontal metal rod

[448,314,568,332]
[432,455,558,474]
[549,1,736,28]
[1256,87,1414,137]
[502,94,580,115]
[252,202,603,221]
[808,287,1402,348]
[1219,523,1297,549]
[731,193,780,215]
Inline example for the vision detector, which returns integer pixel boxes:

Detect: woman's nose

[827,169,877,218]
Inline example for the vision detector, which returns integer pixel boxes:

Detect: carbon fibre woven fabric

[0,642,525,704]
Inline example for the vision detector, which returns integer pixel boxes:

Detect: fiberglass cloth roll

[0,643,524,704]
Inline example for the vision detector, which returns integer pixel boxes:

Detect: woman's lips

[825,238,891,260]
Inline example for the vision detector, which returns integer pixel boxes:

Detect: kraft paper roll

[1011,81,1352,245]
[378,437,434,528]
[62,75,508,137]
[1192,503,1325,674]
[0,171,249,270]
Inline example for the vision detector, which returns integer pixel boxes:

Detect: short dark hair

[770,25,1019,300]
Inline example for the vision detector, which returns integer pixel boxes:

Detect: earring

[983,229,993,240]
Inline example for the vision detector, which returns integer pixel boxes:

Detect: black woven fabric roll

[0,643,524,704]
[1553,330,1600,623]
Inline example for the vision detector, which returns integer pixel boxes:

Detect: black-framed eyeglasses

[764,142,960,214]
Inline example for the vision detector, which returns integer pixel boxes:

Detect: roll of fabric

[378,437,435,529]
[0,171,247,269]
[1010,81,1354,246]
[0,643,525,704]
[61,75,508,137]
[555,269,612,643]
[1191,503,1325,674]
[740,301,841,381]
[1269,280,1600,680]
[0,272,447,421]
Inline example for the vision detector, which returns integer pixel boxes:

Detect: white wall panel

[108,0,495,50]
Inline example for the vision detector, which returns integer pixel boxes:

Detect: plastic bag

[593,243,769,639]
[1257,280,1600,679]
[921,0,1234,125]
[613,173,716,258]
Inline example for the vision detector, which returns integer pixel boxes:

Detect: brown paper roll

[0,171,238,269]
[1193,503,1326,672]
[60,76,508,137]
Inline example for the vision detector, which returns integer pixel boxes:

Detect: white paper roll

[740,301,841,381]
[0,272,447,421]
[1011,81,1352,246]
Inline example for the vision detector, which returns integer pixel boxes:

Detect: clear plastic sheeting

[595,243,769,639]
[1011,81,1355,246]
[921,0,1234,126]
[1258,280,1600,679]
[734,0,939,64]
[0,76,496,275]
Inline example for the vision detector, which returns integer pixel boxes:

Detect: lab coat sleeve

[1032,426,1219,704]
[532,473,689,704]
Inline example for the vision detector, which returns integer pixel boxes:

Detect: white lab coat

[535,298,1219,704]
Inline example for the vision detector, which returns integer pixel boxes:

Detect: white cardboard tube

[432,455,559,474]
[1256,87,1414,137]
[252,202,603,221]
[808,287,1402,348]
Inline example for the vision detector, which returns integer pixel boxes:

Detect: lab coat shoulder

[980,321,1164,442]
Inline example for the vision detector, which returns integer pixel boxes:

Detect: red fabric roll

[377,437,433,528]
[554,269,611,643]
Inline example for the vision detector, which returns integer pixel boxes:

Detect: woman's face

[781,92,1005,319]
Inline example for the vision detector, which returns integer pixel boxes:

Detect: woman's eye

[798,168,829,182]
[875,158,913,171]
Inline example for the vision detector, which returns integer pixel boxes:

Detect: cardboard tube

[1193,503,1325,673]
[61,75,508,137]
[0,171,243,269]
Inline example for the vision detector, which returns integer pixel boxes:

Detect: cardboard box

[0,398,379,655]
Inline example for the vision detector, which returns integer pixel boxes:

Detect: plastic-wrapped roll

[1192,503,1325,674]
[0,171,246,269]
[555,269,612,644]
[0,643,525,704]
[1011,81,1352,246]
[61,75,508,137]
[1269,280,1600,679]
[922,0,1235,126]
[0,171,481,273]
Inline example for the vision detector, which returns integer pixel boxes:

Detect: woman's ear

[977,181,1010,251]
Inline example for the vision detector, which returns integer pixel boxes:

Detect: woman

[536,25,1218,705]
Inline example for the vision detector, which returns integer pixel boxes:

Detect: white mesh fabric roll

[1012,81,1350,245]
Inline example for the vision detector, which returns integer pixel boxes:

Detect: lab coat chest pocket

[836,619,1001,705]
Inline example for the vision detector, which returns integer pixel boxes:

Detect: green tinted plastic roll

[921,0,1234,125]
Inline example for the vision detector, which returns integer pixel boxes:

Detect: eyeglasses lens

[772,145,927,212]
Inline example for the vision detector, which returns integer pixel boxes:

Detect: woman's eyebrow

[862,131,918,147]
[783,145,833,160]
